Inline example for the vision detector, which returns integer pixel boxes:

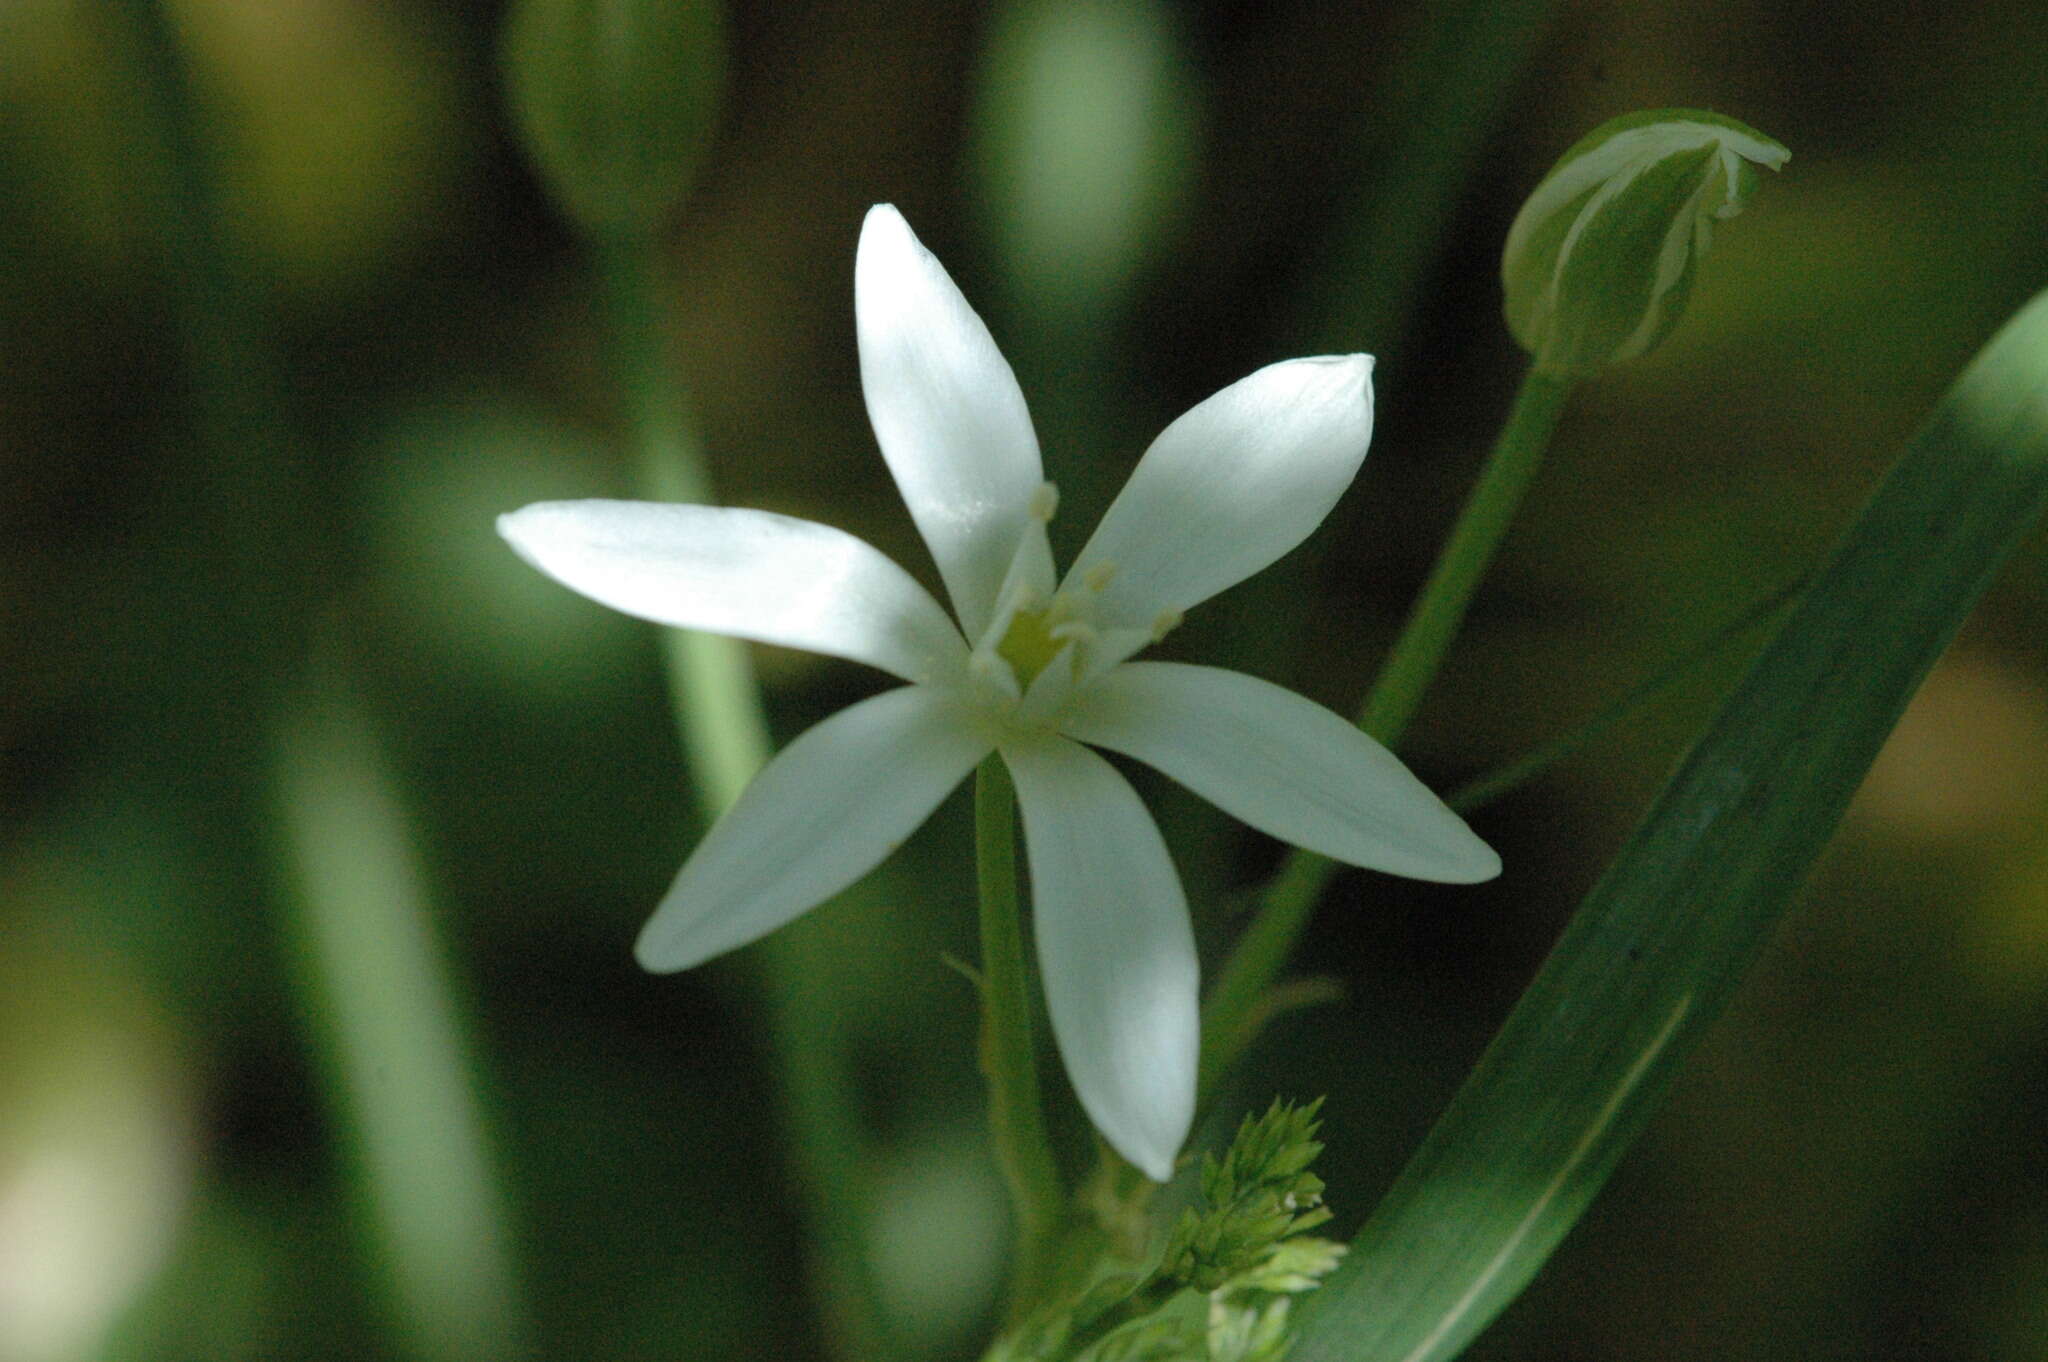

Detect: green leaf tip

[1502,108,1788,375]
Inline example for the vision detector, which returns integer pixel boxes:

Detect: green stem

[112,0,290,479]
[591,234,772,801]
[974,756,1066,1318]
[1359,366,1575,747]
[1201,365,1573,1095]
[589,232,892,1361]
[1447,572,1810,813]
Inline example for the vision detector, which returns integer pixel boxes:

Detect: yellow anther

[1149,608,1183,643]
[1082,561,1117,593]
[1029,481,1060,523]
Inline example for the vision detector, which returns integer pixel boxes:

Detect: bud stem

[1357,365,1575,746]
[1201,364,1573,1096]
[591,230,899,1362]
[592,233,769,796]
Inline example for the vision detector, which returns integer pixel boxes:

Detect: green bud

[1161,1098,1334,1293]
[970,0,1200,318]
[1502,109,1788,375]
[500,0,725,239]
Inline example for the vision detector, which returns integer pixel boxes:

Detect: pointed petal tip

[497,498,605,553]
[1404,803,1502,885]
[1090,1087,1190,1185]
[1127,1137,1181,1185]
[631,921,687,974]
[1294,351,1375,403]
[857,202,918,269]
[495,500,544,543]
[633,890,720,974]
[496,501,567,569]
[1437,830,1504,884]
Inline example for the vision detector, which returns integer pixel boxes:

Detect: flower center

[994,604,1067,688]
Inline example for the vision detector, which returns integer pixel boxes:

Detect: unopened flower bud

[500,0,725,239]
[970,0,1200,317]
[1502,110,1788,376]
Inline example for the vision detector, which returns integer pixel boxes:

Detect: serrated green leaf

[1291,287,2048,1362]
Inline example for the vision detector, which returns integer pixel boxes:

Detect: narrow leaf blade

[1293,289,2048,1362]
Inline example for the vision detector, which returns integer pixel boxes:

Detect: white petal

[1061,662,1500,883]
[1002,736,1197,1182]
[1067,355,1374,629]
[636,686,990,971]
[857,204,1046,639]
[499,500,968,685]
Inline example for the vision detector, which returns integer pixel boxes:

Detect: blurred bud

[500,0,725,239]
[1502,110,1788,376]
[970,0,1200,319]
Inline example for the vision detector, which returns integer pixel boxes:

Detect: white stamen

[1049,620,1098,646]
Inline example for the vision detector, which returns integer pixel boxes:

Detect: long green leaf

[1292,288,2048,1362]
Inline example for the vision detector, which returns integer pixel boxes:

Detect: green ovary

[995,607,1066,688]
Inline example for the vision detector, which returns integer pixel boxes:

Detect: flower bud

[1502,110,1788,376]
[969,0,1200,319]
[500,0,725,239]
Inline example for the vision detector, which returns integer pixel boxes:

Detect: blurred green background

[5,1,2048,1359]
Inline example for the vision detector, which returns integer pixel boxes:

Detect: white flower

[499,204,1499,1181]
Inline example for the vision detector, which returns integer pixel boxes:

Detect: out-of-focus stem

[589,232,895,1362]
[1202,367,1573,1095]
[1303,0,1562,362]
[272,667,530,1362]
[591,235,773,800]
[1447,573,1810,813]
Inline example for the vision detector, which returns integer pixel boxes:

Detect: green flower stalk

[1502,109,1788,375]
[500,0,725,239]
